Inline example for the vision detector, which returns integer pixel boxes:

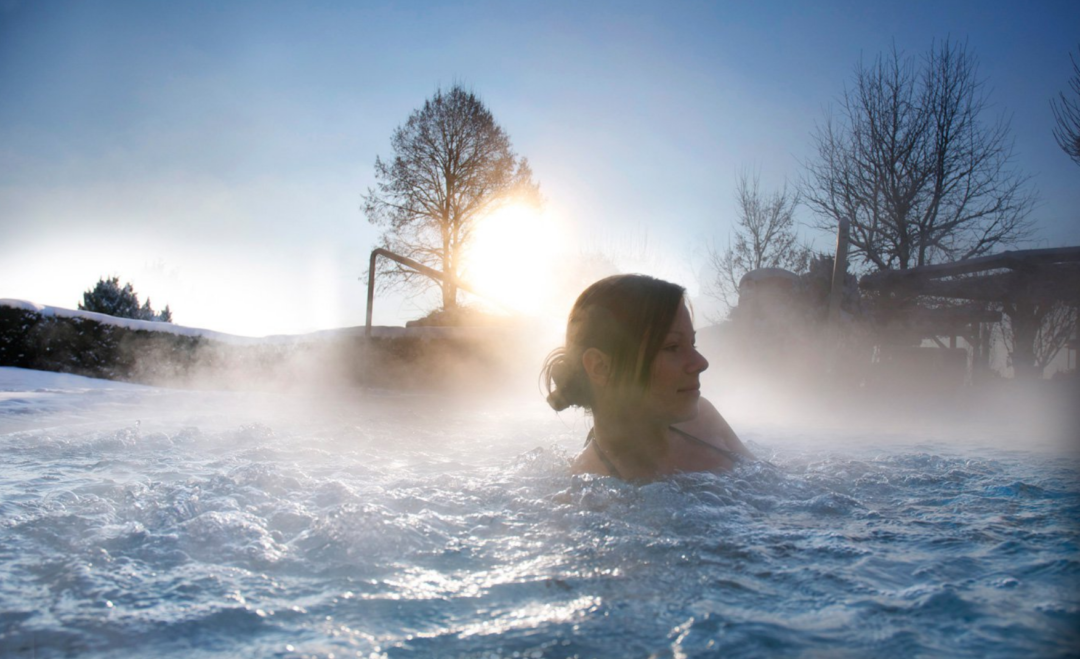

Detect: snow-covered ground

[0,366,336,435]
[1,298,275,344]
[1,298,529,343]
[0,366,157,428]
[0,365,151,397]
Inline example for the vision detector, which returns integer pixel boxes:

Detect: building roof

[859,247,1080,304]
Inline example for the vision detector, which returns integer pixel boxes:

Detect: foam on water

[0,372,1078,658]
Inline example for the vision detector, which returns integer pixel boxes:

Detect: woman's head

[543,274,689,412]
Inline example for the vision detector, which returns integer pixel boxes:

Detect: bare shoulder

[674,396,755,459]
[673,396,724,439]
[570,440,607,476]
[570,448,592,475]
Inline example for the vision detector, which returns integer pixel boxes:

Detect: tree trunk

[442,280,458,310]
[441,248,457,310]
[1008,302,1041,380]
[441,222,458,310]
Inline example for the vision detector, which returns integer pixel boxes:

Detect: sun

[463,202,563,315]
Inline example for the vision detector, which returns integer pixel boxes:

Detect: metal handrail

[364,248,485,337]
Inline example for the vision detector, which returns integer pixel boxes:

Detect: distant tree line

[79,276,173,323]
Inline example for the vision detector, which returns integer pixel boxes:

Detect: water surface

[1,370,1077,658]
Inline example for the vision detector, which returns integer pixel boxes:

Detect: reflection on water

[0,386,1078,658]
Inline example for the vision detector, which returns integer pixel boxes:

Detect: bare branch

[361,85,540,310]
[1051,46,1080,167]
[707,170,811,314]
[802,39,1036,273]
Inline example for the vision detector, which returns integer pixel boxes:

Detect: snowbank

[0,300,532,391]
[0,299,513,343]
[1,299,295,345]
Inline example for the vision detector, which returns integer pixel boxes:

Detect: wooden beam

[861,246,1080,289]
[864,264,1080,304]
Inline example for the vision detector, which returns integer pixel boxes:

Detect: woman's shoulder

[570,444,596,475]
[674,396,724,438]
[674,396,754,459]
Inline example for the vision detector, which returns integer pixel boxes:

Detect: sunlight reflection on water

[0,383,1078,658]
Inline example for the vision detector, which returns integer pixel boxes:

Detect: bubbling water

[0,380,1078,658]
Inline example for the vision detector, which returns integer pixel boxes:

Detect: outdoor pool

[1,367,1077,658]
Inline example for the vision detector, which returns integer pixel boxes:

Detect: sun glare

[464,203,563,316]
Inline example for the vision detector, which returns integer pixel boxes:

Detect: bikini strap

[668,425,741,463]
[586,428,624,479]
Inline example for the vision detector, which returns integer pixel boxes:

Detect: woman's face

[641,302,709,423]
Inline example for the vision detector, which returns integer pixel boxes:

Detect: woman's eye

[664,344,679,352]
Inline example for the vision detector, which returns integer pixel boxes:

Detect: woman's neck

[590,403,671,476]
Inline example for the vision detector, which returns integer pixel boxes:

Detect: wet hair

[542,274,686,412]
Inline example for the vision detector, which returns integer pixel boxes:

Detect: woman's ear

[581,347,611,387]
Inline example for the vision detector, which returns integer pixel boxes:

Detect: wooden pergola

[860,247,1080,378]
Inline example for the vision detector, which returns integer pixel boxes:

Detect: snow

[1,298,514,343]
[0,366,160,430]
[1,298,276,344]
[0,366,151,394]
[0,366,283,434]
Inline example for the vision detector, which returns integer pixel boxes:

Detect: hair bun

[542,348,580,412]
[546,388,571,412]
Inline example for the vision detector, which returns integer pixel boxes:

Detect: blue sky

[1,0,1077,335]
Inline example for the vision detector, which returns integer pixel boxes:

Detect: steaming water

[1,370,1078,658]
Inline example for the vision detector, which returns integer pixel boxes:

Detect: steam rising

[1,363,1076,658]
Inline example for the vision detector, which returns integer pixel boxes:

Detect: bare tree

[803,40,1036,272]
[708,170,811,311]
[999,300,1078,379]
[1051,46,1080,167]
[363,85,539,310]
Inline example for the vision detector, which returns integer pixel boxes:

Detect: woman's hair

[542,274,686,411]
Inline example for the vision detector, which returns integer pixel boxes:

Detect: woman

[543,274,753,480]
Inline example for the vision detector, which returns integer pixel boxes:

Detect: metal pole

[365,250,378,338]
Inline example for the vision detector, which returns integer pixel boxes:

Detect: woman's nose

[690,348,709,373]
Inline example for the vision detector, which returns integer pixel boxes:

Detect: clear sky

[2,0,1077,336]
